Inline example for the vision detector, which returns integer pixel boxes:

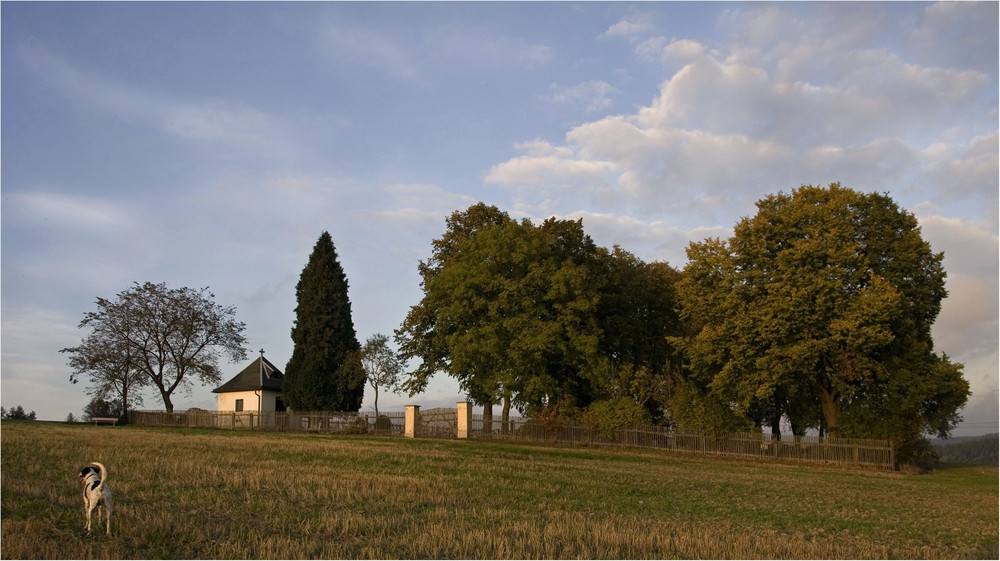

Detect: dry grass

[2,422,996,559]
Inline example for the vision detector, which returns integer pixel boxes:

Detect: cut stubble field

[1,423,996,559]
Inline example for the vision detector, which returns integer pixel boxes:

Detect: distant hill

[933,434,998,465]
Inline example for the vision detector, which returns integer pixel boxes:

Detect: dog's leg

[104,491,113,536]
[84,499,93,534]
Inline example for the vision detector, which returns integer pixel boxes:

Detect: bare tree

[63,330,145,420]
[64,282,248,412]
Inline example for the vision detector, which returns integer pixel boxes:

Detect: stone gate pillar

[404,405,419,438]
[457,402,472,438]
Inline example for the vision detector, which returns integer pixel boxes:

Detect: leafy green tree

[398,205,610,418]
[63,282,248,413]
[674,184,969,450]
[400,203,692,429]
[285,232,364,411]
[596,248,681,370]
[397,203,513,428]
[83,396,122,422]
[593,248,684,421]
[359,333,404,417]
[483,217,606,412]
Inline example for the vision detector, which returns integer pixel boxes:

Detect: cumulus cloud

[659,39,707,67]
[485,140,619,191]
[489,3,996,230]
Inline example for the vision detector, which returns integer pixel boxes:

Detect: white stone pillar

[405,405,419,438]
[457,402,472,438]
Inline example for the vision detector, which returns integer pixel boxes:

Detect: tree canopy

[63,281,248,413]
[359,333,404,417]
[673,184,969,451]
[396,202,683,420]
[284,232,364,412]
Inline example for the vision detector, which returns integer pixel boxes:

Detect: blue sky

[2,2,997,435]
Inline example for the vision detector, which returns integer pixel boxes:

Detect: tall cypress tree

[284,232,365,411]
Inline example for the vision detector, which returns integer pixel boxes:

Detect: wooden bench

[92,417,119,426]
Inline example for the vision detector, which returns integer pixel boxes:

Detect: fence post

[405,405,419,438]
[457,402,472,438]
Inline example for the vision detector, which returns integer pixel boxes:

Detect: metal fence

[131,410,405,436]
[130,408,894,470]
[470,415,895,470]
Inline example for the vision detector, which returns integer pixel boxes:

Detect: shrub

[585,398,652,439]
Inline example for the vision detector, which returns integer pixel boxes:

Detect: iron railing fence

[129,409,894,469]
[469,415,894,470]
[130,410,405,436]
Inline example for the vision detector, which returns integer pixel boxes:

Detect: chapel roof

[212,352,284,394]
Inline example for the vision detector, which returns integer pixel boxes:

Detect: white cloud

[17,41,288,156]
[917,215,1000,401]
[659,39,707,67]
[601,13,656,41]
[321,20,554,79]
[918,215,999,281]
[489,4,996,230]
[163,102,279,148]
[543,80,618,113]
[485,140,619,191]
[908,2,999,73]
[322,23,421,80]
[10,192,134,230]
[917,133,999,209]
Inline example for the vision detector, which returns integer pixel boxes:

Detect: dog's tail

[90,462,107,494]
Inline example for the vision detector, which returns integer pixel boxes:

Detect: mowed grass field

[1,423,996,559]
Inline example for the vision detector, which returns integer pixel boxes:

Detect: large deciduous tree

[399,203,683,423]
[396,203,513,427]
[63,281,248,413]
[284,232,364,412]
[674,184,969,451]
[593,247,683,421]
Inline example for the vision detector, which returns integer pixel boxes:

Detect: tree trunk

[373,389,380,418]
[502,394,511,435]
[121,384,129,422]
[157,379,175,413]
[789,417,805,437]
[816,379,841,438]
[482,399,493,436]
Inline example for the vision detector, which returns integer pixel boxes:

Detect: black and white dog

[78,462,112,536]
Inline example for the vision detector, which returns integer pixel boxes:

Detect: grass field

[2,423,996,559]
